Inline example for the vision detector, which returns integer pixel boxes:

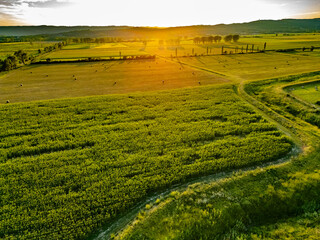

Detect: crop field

[0,58,228,103]
[43,43,146,60]
[0,42,57,60]
[240,34,320,49]
[128,34,320,57]
[115,70,320,240]
[0,84,293,239]
[180,51,320,80]
[127,40,225,57]
[1,31,320,240]
[40,34,320,61]
[3,49,320,104]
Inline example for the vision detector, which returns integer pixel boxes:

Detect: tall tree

[214,36,222,43]
[232,35,240,42]
[224,35,233,42]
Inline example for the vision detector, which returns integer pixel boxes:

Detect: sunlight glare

[23,0,292,26]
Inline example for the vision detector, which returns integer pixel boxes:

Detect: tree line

[193,35,240,44]
[0,42,66,71]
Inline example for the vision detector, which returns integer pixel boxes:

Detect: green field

[180,51,320,81]
[116,72,320,240]
[127,34,320,58]
[0,85,293,239]
[241,34,320,50]
[2,48,320,104]
[39,33,320,61]
[0,58,227,103]
[2,33,320,240]
[43,43,146,60]
[289,81,320,105]
[0,42,57,60]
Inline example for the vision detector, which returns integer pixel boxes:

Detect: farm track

[91,56,306,240]
[91,147,299,240]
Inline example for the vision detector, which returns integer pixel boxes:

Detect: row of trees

[193,35,240,44]
[38,42,66,54]
[0,50,31,71]
[68,37,123,44]
[0,42,65,71]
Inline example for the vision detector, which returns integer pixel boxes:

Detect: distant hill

[0,19,319,38]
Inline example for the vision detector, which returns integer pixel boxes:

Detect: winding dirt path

[90,56,305,240]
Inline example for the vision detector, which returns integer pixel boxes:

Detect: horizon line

[1,17,319,28]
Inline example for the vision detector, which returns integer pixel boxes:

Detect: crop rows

[0,85,292,239]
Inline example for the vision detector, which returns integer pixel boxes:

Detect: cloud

[293,11,320,19]
[0,0,319,26]
[0,0,72,8]
[0,12,24,25]
[25,0,72,8]
[0,0,22,7]
[0,0,74,25]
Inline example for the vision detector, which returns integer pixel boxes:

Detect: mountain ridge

[0,18,319,37]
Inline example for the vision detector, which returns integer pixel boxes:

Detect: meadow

[42,43,146,61]
[180,51,320,81]
[0,58,227,103]
[2,48,320,104]
[289,81,320,105]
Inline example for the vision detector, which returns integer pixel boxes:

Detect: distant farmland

[0,58,227,103]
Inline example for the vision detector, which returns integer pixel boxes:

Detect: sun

[18,0,291,26]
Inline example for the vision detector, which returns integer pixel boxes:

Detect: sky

[0,0,319,27]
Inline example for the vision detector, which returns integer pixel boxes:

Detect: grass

[117,72,320,240]
[2,49,320,104]
[0,84,293,239]
[118,148,320,240]
[248,210,320,239]
[290,82,320,105]
[0,42,57,60]
[179,51,320,81]
[0,58,227,103]
[43,43,145,60]
[240,33,320,50]
[2,34,320,240]
[128,34,320,57]
[39,33,320,61]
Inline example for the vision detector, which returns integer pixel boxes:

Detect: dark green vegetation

[247,209,320,239]
[0,42,59,60]
[0,85,293,239]
[118,72,320,240]
[1,19,319,39]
